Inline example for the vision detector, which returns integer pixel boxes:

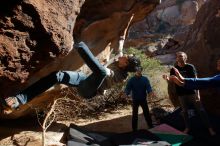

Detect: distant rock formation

[125,0,204,60]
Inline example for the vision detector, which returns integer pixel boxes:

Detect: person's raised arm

[162,74,185,86]
[118,14,134,57]
[172,67,185,82]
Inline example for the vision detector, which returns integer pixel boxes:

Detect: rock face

[0,0,84,97]
[0,0,160,118]
[147,0,204,32]
[184,0,220,115]
[124,0,204,58]
[156,0,199,26]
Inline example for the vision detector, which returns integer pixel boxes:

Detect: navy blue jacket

[124,75,152,101]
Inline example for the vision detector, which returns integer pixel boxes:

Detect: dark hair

[134,66,143,72]
[126,56,141,72]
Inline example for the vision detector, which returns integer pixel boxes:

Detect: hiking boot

[183,128,190,134]
[5,97,20,109]
[208,128,216,136]
[2,97,20,114]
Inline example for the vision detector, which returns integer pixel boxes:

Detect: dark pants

[16,41,107,104]
[178,94,212,129]
[132,100,153,131]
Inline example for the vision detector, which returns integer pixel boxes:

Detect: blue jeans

[16,42,107,104]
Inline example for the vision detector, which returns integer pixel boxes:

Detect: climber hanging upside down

[2,41,142,114]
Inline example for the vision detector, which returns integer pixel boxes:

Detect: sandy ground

[0,105,154,146]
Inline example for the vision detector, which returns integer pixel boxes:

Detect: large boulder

[0,0,160,118]
[146,0,205,31]
[156,0,199,26]
[184,0,220,115]
[0,0,84,98]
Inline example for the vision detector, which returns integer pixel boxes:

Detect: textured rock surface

[0,0,160,118]
[0,0,84,97]
[125,0,204,55]
[184,0,220,115]
[156,0,199,25]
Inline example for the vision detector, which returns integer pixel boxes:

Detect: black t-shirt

[170,64,196,96]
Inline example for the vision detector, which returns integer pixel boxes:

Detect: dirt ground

[0,105,156,146]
